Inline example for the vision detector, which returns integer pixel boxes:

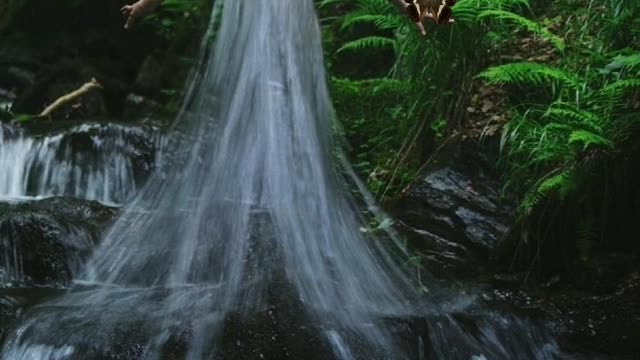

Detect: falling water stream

[1,1,563,359]
[0,122,153,205]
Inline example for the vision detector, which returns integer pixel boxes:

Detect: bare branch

[39,78,103,118]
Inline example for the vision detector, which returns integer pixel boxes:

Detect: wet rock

[1,122,157,204]
[0,87,16,112]
[0,206,567,360]
[567,252,637,294]
[0,197,117,287]
[222,308,332,360]
[0,121,20,139]
[47,123,157,188]
[0,294,21,344]
[480,271,640,359]
[550,272,640,357]
[388,138,514,278]
[123,93,163,122]
[134,56,164,96]
[0,287,64,344]
[224,209,334,359]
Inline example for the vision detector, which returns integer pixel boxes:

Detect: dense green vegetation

[321,0,639,275]
[321,0,570,199]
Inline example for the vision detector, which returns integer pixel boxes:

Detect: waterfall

[0,123,153,205]
[0,1,560,358]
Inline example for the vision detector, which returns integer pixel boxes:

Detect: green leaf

[337,36,395,53]
[568,130,613,151]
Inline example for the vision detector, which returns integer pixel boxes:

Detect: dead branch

[39,78,103,118]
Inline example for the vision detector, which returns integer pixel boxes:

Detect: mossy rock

[0,197,117,287]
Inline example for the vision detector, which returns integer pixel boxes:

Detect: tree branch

[39,78,103,118]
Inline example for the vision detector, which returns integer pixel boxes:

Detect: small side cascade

[0,122,155,205]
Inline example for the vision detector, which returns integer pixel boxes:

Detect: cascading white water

[1,1,561,359]
[0,124,32,197]
[0,123,151,205]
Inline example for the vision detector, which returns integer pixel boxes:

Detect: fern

[568,130,613,151]
[478,10,564,50]
[494,51,640,218]
[451,0,530,23]
[337,36,396,53]
[519,169,575,213]
[341,13,403,31]
[611,53,640,71]
[543,102,604,133]
[478,62,579,89]
[600,79,640,96]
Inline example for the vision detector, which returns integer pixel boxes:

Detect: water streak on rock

[0,123,154,205]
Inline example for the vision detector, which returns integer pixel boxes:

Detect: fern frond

[613,53,640,70]
[478,10,564,50]
[451,0,530,25]
[600,79,640,96]
[543,102,604,133]
[342,13,404,31]
[519,168,575,213]
[477,62,579,88]
[337,36,396,53]
[318,0,343,7]
[568,130,613,151]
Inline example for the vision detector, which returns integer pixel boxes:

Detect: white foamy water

[0,123,152,205]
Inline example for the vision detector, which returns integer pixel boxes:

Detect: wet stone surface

[480,273,640,359]
[389,138,514,279]
[0,287,65,345]
[0,197,117,287]
[1,121,158,204]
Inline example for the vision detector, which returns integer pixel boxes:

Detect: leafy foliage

[324,0,640,273]
[478,62,579,88]
[142,0,209,41]
[322,0,559,199]
[478,10,564,50]
[491,53,640,214]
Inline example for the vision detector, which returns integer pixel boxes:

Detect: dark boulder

[550,272,640,357]
[123,93,163,123]
[0,287,64,344]
[480,270,640,359]
[388,138,514,279]
[0,197,117,287]
[0,294,21,344]
[133,56,164,97]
